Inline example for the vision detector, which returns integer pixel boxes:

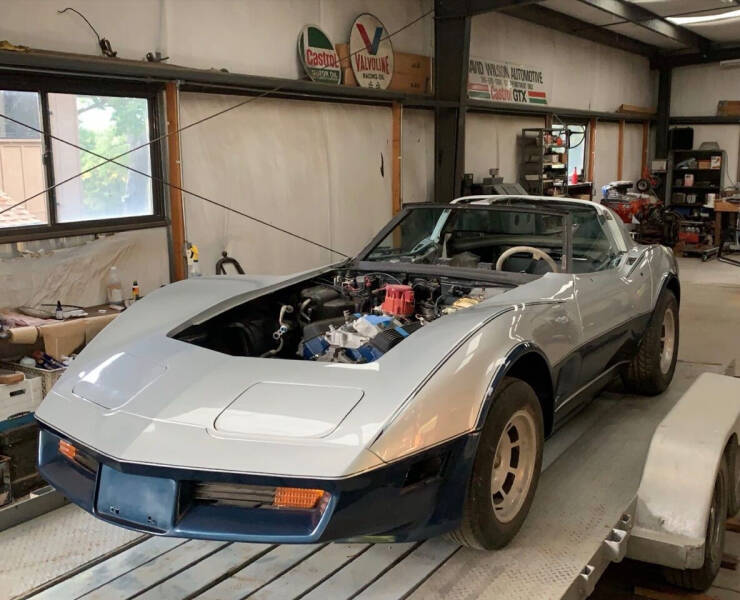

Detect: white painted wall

[0,0,433,76]
[623,123,644,184]
[402,109,434,204]
[469,12,655,113]
[671,63,740,118]
[179,93,392,275]
[593,121,619,194]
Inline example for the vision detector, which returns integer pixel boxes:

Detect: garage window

[0,77,164,242]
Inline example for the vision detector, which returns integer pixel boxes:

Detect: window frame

[553,120,588,181]
[0,72,166,243]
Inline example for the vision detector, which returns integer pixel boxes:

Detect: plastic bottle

[107,266,124,306]
[188,244,202,278]
[570,167,579,184]
[132,280,140,301]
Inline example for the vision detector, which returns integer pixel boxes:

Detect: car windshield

[363,205,567,274]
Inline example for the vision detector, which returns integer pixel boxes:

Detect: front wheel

[448,377,544,550]
[624,290,679,395]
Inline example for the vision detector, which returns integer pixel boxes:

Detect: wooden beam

[641,121,649,174]
[617,119,625,180]
[587,118,596,183]
[165,81,186,282]
[392,101,402,215]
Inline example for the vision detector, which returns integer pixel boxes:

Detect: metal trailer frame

[15,365,740,600]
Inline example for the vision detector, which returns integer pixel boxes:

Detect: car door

[573,208,652,386]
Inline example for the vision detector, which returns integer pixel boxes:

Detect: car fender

[369,301,575,464]
[628,373,740,569]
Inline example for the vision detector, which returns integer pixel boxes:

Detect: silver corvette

[36,195,679,549]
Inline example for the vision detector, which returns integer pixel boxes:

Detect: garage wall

[402,109,434,205]
[593,122,620,194]
[623,123,644,184]
[469,12,655,113]
[0,0,433,73]
[671,63,740,118]
[179,93,392,275]
[464,113,545,182]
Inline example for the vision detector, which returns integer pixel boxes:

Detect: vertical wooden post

[587,118,597,183]
[165,81,186,282]
[641,121,649,174]
[617,120,625,180]
[392,101,402,215]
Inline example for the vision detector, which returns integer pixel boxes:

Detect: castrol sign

[298,25,340,85]
[349,13,394,90]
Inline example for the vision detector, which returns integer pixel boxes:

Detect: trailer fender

[627,373,740,569]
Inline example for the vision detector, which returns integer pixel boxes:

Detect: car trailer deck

[11,361,736,600]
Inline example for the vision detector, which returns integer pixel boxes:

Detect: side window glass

[571,209,617,273]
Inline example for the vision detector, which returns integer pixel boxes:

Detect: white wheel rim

[490,410,537,523]
[659,307,676,375]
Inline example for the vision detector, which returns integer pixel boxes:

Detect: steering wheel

[495,246,559,273]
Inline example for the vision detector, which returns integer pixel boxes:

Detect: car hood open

[36,272,537,478]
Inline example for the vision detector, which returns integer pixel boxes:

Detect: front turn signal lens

[58,439,77,461]
[273,487,325,509]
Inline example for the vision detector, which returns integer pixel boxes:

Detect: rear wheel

[448,377,544,550]
[624,290,679,395]
[664,456,729,591]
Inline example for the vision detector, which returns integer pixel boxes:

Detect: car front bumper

[38,424,479,543]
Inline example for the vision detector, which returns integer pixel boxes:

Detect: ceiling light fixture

[668,8,740,25]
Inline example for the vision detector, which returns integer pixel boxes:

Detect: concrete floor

[592,256,740,599]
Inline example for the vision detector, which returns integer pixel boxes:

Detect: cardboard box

[388,70,427,94]
[698,160,711,169]
[335,43,431,93]
[617,104,656,116]
[391,51,431,94]
[39,313,117,360]
[718,101,740,116]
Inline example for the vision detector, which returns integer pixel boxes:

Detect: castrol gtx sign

[468,57,549,105]
[298,25,340,84]
[349,13,394,89]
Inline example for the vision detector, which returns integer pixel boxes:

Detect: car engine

[175,270,506,364]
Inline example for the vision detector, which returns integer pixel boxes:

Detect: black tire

[727,439,740,517]
[448,377,544,550]
[664,456,729,591]
[624,290,679,395]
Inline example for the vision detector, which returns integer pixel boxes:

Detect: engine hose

[299,298,312,322]
[260,337,284,358]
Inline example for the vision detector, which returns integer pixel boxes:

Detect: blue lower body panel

[37,425,479,543]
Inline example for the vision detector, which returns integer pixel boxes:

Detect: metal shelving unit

[666,149,727,259]
[519,128,571,196]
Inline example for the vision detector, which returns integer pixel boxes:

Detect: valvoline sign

[298,25,340,85]
[349,13,394,90]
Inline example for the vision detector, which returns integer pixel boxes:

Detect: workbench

[715,200,740,265]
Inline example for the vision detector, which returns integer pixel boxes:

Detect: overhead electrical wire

[0,7,434,257]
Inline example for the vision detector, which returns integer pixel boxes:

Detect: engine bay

[175,270,508,364]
